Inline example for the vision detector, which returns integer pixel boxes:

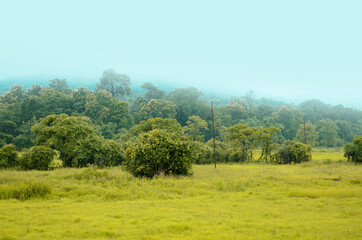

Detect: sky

[0,0,361,108]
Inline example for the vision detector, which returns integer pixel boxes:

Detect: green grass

[312,147,345,162]
[0,149,361,239]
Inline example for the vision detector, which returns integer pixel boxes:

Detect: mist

[1,0,361,109]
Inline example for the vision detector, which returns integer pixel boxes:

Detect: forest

[0,69,361,174]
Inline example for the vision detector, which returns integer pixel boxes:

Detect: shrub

[71,137,123,168]
[19,150,32,170]
[124,129,194,177]
[274,141,312,164]
[192,141,213,164]
[230,150,244,162]
[19,146,55,170]
[344,135,362,163]
[205,139,232,163]
[29,146,55,170]
[0,144,18,168]
[49,159,63,170]
[94,140,123,167]
[193,140,232,164]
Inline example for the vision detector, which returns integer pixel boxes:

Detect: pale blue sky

[0,0,361,108]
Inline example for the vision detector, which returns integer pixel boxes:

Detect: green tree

[141,82,166,101]
[20,96,45,121]
[48,79,71,95]
[183,116,209,141]
[32,114,95,167]
[226,98,246,121]
[124,129,194,177]
[1,85,25,104]
[129,117,182,136]
[336,120,354,143]
[214,98,247,128]
[101,140,123,166]
[71,134,123,167]
[0,144,18,168]
[317,119,340,147]
[256,104,275,120]
[26,84,44,97]
[39,89,73,116]
[294,123,318,146]
[243,90,255,109]
[167,87,209,125]
[300,99,329,122]
[192,141,213,164]
[344,135,362,163]
[225,123,256,162]
[191,140,232,165]
[95,122,119,139]
[96,69,131,100]
[0,120,17,146]
[72,86,91,114]
[13,117,38,150]
[274,141,312,164]
[28,146,55,170]
[256,126,281,161]
[85,90,131,129]
[275,105,302,140]
[205,139,231,163]
[139,99,177,120]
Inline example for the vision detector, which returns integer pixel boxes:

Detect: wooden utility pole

[211,101,216,168]
[304,118,307,145]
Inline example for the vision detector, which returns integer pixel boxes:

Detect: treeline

[1,69,361,151]
[1,69,361,175]
[0,113,314,176]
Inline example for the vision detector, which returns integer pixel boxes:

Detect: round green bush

[229,151,245,163]
[19,150,32,170]
[344,135,362,163]
[0,144,18,168]
[29,146,55,170]
[124,129,194,178]
[274,141,312,164]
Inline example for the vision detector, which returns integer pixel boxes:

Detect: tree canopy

[96,69,131,100]
[1,73,362,171]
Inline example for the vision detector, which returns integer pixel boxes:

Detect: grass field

[0,149,361,239]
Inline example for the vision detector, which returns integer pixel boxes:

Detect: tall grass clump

[0,182,51,200]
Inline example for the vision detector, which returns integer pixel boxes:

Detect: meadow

[0,148,361,240]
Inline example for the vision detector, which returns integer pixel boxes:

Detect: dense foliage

[32,114,123,168]
[0,144,18,168]
[0,70,361,172]
[124,129,194,177]
[344,135,362,163]
[274,141,312,164]
[21,146,55,170]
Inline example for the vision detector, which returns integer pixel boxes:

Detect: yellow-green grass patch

[0,152,361,239]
